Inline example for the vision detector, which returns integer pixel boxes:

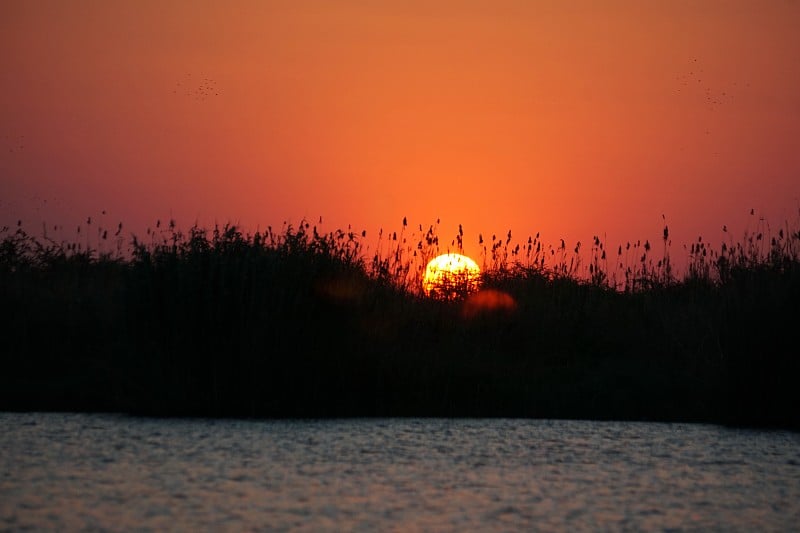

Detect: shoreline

[2,221,798,431]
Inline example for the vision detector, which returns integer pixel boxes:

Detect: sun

[422,253,482,299]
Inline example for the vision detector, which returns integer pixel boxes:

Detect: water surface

[2,414,799,530]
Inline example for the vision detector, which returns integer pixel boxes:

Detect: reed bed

[1,213,798,429]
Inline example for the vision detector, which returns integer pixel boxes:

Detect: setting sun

[422,253,481,299]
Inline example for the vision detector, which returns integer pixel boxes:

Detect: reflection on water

[1,414,799,530]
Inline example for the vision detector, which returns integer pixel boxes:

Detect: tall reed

[1,212,798,427]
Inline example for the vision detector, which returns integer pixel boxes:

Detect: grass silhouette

[1,213,798,429]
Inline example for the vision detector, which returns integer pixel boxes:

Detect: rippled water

[2,414,799,531]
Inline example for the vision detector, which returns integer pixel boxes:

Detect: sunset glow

[1,1,799,271]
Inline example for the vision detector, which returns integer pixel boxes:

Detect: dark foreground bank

[1,222,799,429]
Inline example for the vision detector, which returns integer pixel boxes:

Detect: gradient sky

[2,0,799,265]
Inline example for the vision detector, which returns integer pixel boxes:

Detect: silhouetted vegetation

[1,213,798,430]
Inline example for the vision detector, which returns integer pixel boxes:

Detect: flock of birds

[173,74,220,101]
[4,135,24,153]
[675,58,741,112]
[673,58,746,145]
[1,60,748,170]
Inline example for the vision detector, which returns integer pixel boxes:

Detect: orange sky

[2,1,799,268]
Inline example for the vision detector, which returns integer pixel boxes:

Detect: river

[2,414,799,530]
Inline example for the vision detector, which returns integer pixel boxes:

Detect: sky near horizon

[2,1,799,264]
